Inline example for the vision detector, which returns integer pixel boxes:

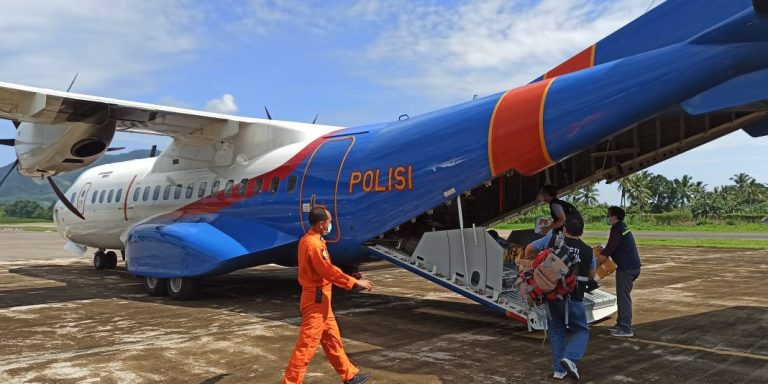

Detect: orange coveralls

[283,229,359,384]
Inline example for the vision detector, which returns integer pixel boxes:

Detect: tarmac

[1,231,767,383]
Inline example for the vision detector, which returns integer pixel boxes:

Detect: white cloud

[204,94,239,114]
[0,0,205,95]
[358,0,658,100]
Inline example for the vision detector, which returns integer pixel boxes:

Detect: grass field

[494,222,768,232]
[581,237,768,250]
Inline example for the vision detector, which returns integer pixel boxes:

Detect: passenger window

[174,184,182,199]
[98,190,105,204]
[142,186,150,201]
[224,180,234,196]
[70,193,76,204]
[153,186,161,201]
[253,178,263,194]
[286,175,298,193]
[91,190,98,204]
[198,182,208,198]
[162,185,171,200]
[186,183,195,199]
[115,189,122,203]
[269,177,280,194]
[211,180,220,197]
[239,178,248,196]
[134,187,142,202]
[107,189,114,203]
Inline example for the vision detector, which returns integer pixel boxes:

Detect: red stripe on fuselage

[488,78,555,177]
[170,130,343,217]
[544,45,596,79]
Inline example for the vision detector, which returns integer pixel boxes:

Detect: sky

[0,0,766,204]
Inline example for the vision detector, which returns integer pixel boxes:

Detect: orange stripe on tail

[544,45,596,79]
[488,78,556,177]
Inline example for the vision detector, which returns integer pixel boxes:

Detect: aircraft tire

[93,252,108,270]
[105,251,118,269]
[144,277,168,296]
[166,277,201,300]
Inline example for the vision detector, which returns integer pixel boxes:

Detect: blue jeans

[547,298,590,373]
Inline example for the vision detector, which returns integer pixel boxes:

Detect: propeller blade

[106,146,125,152]
[0,139,14,147]
[264,107,272,120]
[312,114,319,124]
[66,72,79,92]
[149,144,157,158]
[48,176,85,220]
[0,159,18,190]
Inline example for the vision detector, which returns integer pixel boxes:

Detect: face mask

[323,223,333,236]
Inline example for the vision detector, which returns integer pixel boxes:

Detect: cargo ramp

[368,227,617,331]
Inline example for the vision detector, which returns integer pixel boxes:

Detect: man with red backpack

[544,215,595,381]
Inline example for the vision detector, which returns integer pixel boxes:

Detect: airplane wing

[0,80,265,139]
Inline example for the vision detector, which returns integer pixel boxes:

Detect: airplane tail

[489,0,768,178]
[536,0,761,81]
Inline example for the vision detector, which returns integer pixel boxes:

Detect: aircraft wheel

[144,277,168,296]
[167,277,201,300]
[105,251,118,269]
[93,251,108,270]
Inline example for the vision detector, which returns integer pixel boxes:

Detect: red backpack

[515,243,579,305]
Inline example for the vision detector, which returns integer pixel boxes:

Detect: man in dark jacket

[597,206,641,337]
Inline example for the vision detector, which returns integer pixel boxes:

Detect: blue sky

[0,0,766,204]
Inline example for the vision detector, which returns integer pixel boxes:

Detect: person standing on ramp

[283,207,374,384]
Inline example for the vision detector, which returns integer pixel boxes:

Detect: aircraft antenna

[66,73,79,92]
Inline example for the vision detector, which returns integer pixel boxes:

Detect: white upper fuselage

[54,119,341,250]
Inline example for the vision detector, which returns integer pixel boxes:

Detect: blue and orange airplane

[0,0,766,324]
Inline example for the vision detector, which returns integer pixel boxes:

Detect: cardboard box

[534,217,553,235]
[592,245,618,280]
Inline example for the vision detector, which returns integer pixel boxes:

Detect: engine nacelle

[15,120,116,177]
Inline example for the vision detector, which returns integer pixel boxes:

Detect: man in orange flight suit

[283,207,374,384]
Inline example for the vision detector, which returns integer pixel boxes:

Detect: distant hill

[0,150,157,203]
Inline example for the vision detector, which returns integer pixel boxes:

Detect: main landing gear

[142,276,201,300]
[93,250,118,270]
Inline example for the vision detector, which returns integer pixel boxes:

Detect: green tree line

[567,172,768,223]
[0,200,54,220]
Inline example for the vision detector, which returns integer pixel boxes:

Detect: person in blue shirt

[597,206,641,337]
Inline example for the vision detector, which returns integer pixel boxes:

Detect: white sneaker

[553,371,567,380]
[560,358,580,381]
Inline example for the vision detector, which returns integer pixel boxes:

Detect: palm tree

[573,184,600,207]
[730,173,757,204]
[617,177,632,207]
[624,171,652,211]
[673,174,696,208]
[730,172,755,187]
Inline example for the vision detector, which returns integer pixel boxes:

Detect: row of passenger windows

[69,175,299,205]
